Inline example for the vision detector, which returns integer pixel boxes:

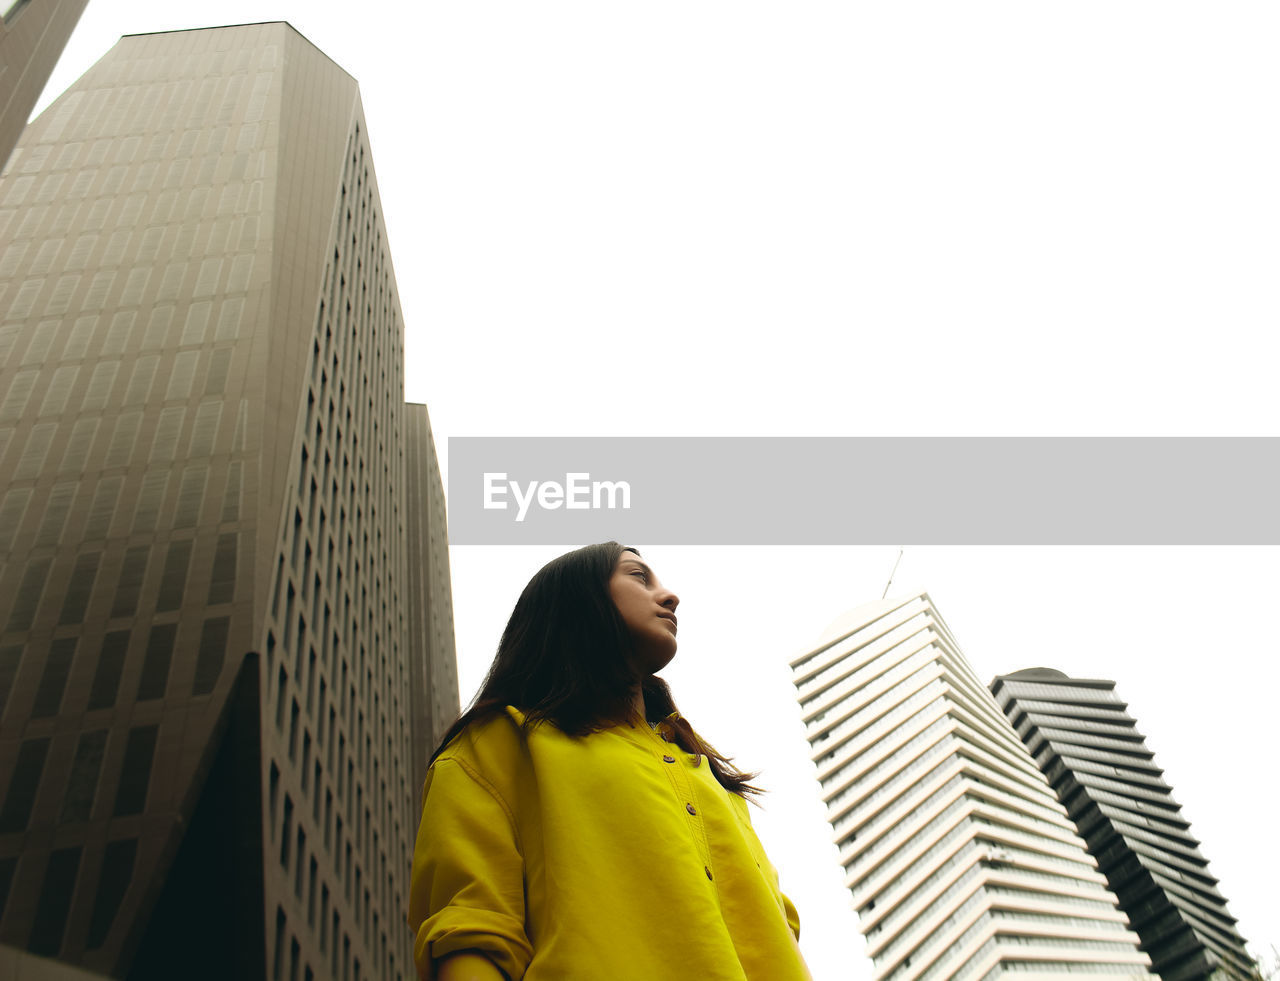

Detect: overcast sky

[33,3,1280,979]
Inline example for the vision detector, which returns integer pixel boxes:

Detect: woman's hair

[429,541,761,798]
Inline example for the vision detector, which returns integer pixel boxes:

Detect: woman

[409,543,811,980]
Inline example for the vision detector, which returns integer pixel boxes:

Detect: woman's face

[608,550,680,675]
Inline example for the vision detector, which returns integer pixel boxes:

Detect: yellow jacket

[409,706,811,980]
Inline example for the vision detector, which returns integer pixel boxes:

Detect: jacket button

[685,803,697,816]
[705,866,714,881]
[663,755,676,763]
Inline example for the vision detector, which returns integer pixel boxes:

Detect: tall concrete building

[791,592,1151,981]
[0,23,458,980]
[0,0,91,170]
[991,669,1254,981]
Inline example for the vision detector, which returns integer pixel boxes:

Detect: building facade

[0,0,91,171]
[791,592,1151,981]
[0,23,457,980]
[991,669,1253,981]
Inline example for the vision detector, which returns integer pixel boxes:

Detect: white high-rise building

[790,592,1152,981]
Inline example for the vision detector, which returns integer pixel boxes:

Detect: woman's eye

[632,571,648,583]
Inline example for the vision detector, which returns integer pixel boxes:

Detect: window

[280,794,295,867]
[28,847,81,957]
[132,471,168,533]
[295,828,307,896]
[111,547,150,618]
[149,406,185,463]
[59,552,101,625]
[192,617,229,696]
[0,856,16,923]
[113,725,159,816]
[85,478,123,540]
[5,557,52,631]
[32,638,77,718]
[105,412,142,468]
[86,838,137,949]
[136,624,176,701]
[0,737,50,832]
[189,400,222,455]
[124,356,159,404]
[308,857,318,925]
[207,534,237,604]
[0,489,32,552]
[273,908,287,981]
[222,461,242,522]
[156,540,192,611]
[174,467,208,528]
[61,730,108,822]
[0,645,21,718]
[289,699,301,760]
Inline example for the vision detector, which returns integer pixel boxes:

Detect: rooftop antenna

[881,547,903,600]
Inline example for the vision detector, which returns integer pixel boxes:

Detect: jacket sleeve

[781,888,801,942]
[730,793,802,942]
[760,842,801,942]
[408,756,533,981]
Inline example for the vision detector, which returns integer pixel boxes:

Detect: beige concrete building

[791,592,1152,981]
[0,0,91,171]
[0,23,457,979]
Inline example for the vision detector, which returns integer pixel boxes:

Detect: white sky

[34,4,1280,979]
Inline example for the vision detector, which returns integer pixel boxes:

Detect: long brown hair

[430,542,761,798]
[640,675,762,798]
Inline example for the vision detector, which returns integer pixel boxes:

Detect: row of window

[1,239,256,322]
[0,616,227,729]
[271,761,393,956]
[889,886,992,981]
[3,533,236,635]
[792,596,931,685]
[266,601,412,924]
[0,724,156,833]
[798,609,933,708]
[856,817,977,914]
[8,108,266,188]
[868,859,982,955]
[260,121,417,976]
[0,168,260,270]
[0,460,242,575]
[3,345,239,440]
[272,897,404,981]
[816,670,946,779]
[0,838,137,958]
[1,316,244,421]
[34,49,274,152]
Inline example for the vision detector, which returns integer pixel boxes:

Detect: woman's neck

[629,686,647,725]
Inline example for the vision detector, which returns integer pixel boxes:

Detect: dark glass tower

[990,669,1253,981]
[0,23,457,979]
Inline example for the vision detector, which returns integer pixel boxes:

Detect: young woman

[408,543,811,980]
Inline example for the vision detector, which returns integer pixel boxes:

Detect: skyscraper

[0,0,91,170]
[991,669,1254,981]
[791,592,1151,980]
[0,23,458,980]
